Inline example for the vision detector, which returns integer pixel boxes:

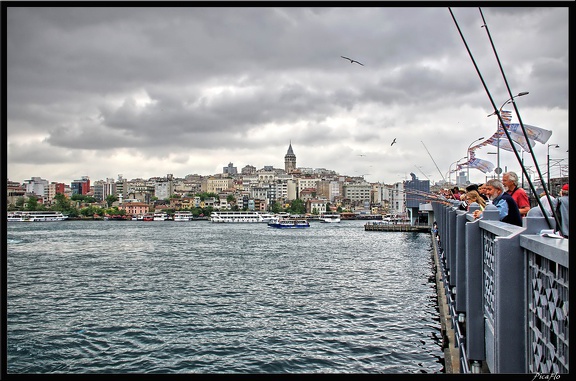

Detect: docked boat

[153,212,171,221]
[173,211,193,221]
[7,211,69,222]
[209,211,276,223]
[268,218,310,229]
[142,213,154,221]
[319,213,341,223]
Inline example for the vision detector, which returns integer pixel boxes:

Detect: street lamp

[466,136,484,184]
[547,144,559,188]
[487,91,529,179]
[448,156,467,185]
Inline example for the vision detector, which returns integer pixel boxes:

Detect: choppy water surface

[6,220,443,374]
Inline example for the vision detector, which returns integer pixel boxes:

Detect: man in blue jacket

[472,179,522,227]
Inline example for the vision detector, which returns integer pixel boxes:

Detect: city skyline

[6,6,569,186]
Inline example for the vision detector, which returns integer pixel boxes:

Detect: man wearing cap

[555,184,569,238]
[502,171,530,217]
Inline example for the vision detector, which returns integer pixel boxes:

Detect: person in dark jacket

[472,179,522,227]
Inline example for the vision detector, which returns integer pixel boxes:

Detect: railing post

[454,209,467,313]
[479,204,527,373]
[447,205,458,288]
[464,203,484,363]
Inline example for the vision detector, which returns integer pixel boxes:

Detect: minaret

[284,141,296,173]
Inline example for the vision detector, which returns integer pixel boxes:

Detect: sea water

[6,219,443,374]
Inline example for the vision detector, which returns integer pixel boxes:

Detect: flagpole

[466,136,484,184]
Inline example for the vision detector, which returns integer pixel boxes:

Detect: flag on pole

[500,110,513,124]
[505,123,552,144]
[487,138,524,153]
[457,157,495,174]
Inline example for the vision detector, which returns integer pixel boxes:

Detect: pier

[430,199,569,374]
[364,221,430,232]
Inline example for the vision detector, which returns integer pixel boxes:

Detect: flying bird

[358,154,366,157]
[391,138,397,146]
[341,56,364,66]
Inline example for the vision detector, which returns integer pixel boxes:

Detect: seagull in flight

[358,154,366,157]
[391,138,397,146]
[341,56,364,66]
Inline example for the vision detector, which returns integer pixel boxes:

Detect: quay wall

[431,200,569,374]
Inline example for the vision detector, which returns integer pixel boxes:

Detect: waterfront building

[296,177,319,198]
[324,180,343,203]
[404,173,430,224]
[223,162,238,175]
[154,177,174,200]
[115,175,128,203]
[343,181,371,205]
[44,182,66,205]
[6,180,26,207]
[70,176,90,195]
[389,181,406,218]
[93,178,116,202]
[120,202,150,216]
[241,165,257,175]
[24,176,49,200]
[206,177,234,194]
[306,198,327,215]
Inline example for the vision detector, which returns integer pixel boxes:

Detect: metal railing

[432,200,569,373]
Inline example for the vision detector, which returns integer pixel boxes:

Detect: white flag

[505,123,552,144]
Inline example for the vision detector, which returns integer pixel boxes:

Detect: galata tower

[284,141,296,173]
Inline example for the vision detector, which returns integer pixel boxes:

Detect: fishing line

[448,8,555,229]
[477,8,558,229]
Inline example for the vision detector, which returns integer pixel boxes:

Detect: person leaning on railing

[472,179,522,227]
[502,171,530,217]
[555,184,569,238]
[466,190,486,211]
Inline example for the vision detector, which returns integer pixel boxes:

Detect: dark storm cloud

[6,5,569,184]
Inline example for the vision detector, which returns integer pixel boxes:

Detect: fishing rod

[404,189,454,205]
[421,141,446,183]
[414,165,430,181]
[449,8,555,229]
[477,8,559,231]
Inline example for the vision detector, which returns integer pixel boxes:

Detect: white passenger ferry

[209,211,276,223]
[318,213,341,223]
[173,211,193,221]
[7,211,69,222]
[153,212,171,221]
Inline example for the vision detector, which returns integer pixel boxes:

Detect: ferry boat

[268,218,310,229]
[153,212,171,221]
[318,213,341,223]
[173,211,193,221]
[7,211,69,222]
[209,211,276,223]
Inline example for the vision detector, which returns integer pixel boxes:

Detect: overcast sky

[5,5,569,186]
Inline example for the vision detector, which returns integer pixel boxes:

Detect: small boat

[319,213,341,223]
[268,218,310,229]
[142,213,154,221]
[173,211,193,221]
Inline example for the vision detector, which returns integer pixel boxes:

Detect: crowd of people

[439,171,568,238]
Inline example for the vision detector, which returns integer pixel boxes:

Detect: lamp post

[448,156,467,185]
[466,136,484,184]
[521,149,526,189]
[487,91,529,179]
[547,144,559,188]
[448,156,466,184]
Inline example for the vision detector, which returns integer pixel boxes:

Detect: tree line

[7,192,322,218]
